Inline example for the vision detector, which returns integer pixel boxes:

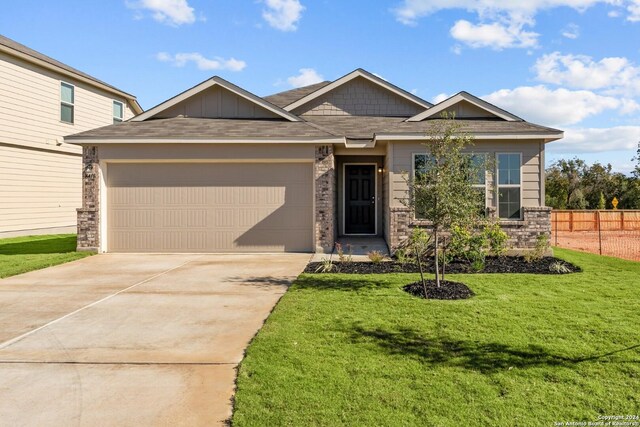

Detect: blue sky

[2,0,640,172]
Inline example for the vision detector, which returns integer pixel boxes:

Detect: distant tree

[568,188,588,210]
[597,192,606,210]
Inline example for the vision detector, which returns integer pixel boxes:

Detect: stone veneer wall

[76,146,100,251]
[387,206,552,253]
[314,145,336,252]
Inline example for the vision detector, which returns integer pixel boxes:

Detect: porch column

[76,145,100,251]
[314,145,336,253]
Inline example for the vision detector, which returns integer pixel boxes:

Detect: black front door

[345,164,376,234]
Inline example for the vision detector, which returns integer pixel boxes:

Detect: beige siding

[106,163,313,252]
[0,52,135,152]
[444,100,499,119]
[0,145,81,233]
[388,140,544,209]
[154,85,280,119]
[98,143,316,162]
[0,51,136,235]
[294,76,424,117]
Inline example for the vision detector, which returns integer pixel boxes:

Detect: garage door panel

[107,163,313,253]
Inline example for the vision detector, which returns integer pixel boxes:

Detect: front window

[113,100,124,123]
[497,153,522,219]
[412,153,487,218]
[467,153,487,214]
[60,82,74,123]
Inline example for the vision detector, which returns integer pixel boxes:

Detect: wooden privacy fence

[551,210,640,232]
[551,210,640,261]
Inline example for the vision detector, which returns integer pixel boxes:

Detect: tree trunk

[442,236,446,282]
[434,230,440,288]
[417,246,427,297]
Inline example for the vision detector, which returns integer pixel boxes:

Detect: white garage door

[107,162,313,252]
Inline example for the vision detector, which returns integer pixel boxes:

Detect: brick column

[388,207,411,253]
[76,146,100,251]
[314,145,335,253]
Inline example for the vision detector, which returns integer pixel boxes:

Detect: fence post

[621,211,625,231]
[569,211,574,232]
[554,211,558,246]
[596,210,602,255]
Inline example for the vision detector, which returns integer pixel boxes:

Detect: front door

[345,164,376,234]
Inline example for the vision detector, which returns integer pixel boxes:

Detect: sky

[2,0,640,173]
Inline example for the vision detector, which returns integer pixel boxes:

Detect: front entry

[344,164,376,234]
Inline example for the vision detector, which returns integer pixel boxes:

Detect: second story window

[60,82,74,124]
[113,100,124,124]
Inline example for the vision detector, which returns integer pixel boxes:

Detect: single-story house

[0,34,141,238]
[65,69,563,253]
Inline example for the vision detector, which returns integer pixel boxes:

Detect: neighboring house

[0,35,142,238]
[66,69,562,253]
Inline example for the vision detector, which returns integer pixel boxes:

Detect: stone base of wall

[387,206,552,254]
[77,208,99,251]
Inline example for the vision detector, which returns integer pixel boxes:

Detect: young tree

[404,114,486,288]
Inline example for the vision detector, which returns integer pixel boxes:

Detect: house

[65,69,563,253]
[0,34,142,237]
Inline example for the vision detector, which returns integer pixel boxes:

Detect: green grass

[233,249,640,426]
[0,234,92,278]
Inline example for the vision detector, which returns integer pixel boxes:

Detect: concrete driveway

[0,253,309,426]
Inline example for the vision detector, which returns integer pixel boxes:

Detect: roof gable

[132,76,301,122]
[407,92,522,122]
[263,81,331,108]
[284,69,432,116]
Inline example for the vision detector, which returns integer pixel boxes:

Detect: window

[113,100,124,124]
[412,153,487,218]
[496,153,522,219]
[60,82,74,123]
[467,153,488,213]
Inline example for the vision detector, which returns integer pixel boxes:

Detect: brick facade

[387,206,552,254]
[76,146,100,251]
[314,145,336,252]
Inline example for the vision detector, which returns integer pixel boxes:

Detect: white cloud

[392,1,639,49]
[450,19,538,49]
[287,68,323,88]
[127,0,196,26]
[156,52,246,71]
[561,23,580,39]
[549,126,640,153]
[483,85,638,127]
[431,93,450,104]
[534,52,640,95]
[627,0,640,21]
[262,0,304,31]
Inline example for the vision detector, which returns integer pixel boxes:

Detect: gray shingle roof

[303,116,561,139]
[0,34,137,100]
[263,81,331,108]
[303,116,406,139]
[65,117,339,140]
[385,118,562,135]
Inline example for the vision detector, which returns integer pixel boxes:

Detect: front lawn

[233,249,640,426]
[0,234,92,278]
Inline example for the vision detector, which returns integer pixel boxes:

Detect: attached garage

[106,162,313,253]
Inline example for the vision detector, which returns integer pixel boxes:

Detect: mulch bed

[403,280,475,300]
[305,256,580,275]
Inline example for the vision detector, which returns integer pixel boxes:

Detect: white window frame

[495,152,523,220]
[113,100,124,124]
[60,81,75,124]
[411,152,489,219]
